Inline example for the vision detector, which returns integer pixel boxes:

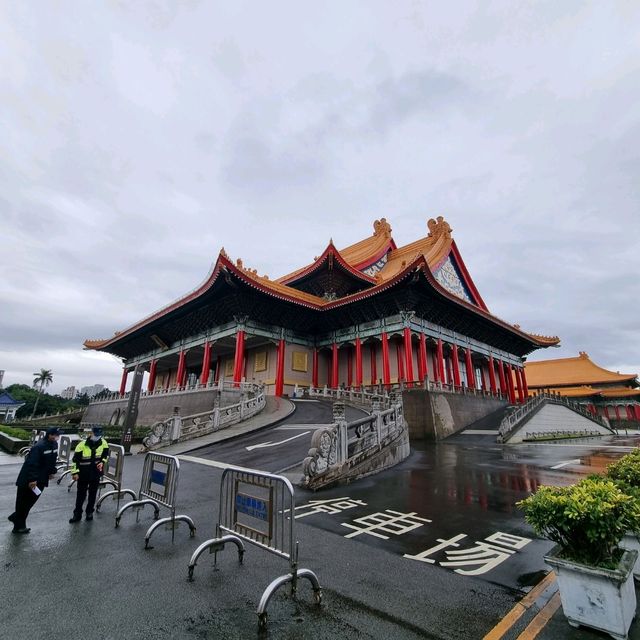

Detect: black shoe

[69,516,82,523]
[85,515,93,521]
[12,527,30,534]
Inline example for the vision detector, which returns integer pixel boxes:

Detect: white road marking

[276,424,330,430]
[245,431,311,451]
[550,459,581,469]
[292,399,320,403]
[177,455,262,473]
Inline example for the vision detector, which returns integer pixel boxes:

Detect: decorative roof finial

[427,216,452,240]
[373,218,392,238]
[236,258,243,269]
[579,351,589,358]
[220,247,228,258]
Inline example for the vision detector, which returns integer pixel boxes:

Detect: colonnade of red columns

[119,327,534,405]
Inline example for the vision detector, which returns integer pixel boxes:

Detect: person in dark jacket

[8,427,60,534]
[69,426,109,523]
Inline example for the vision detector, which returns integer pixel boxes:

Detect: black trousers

[74,479,100,517]
[11,484,42,529]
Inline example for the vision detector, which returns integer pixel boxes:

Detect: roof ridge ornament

[427,216,452,240]
[579,351,589,358]
[373,218,392,238]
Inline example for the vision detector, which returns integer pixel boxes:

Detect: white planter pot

[620,533,640,580]
[544,545,638,640]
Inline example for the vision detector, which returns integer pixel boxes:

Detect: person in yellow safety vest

[69,426,109,523]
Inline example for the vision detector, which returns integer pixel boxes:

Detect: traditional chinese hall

[85,217,559,407]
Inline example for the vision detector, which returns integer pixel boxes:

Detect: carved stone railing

[497,391,611,443]
[301,391,407,488]
[299,378,508,402]
[142,382,266,450]
[91,379,258,403]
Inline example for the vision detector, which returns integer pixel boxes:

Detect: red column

[119,368,128,396]
[347,347,353,387]
[312,349,319,387]
[488,356,497,394]
[176,350,186,387]
[331,342,339,388]
[232,331,245,384]
[275,339,285,397]
[403,328,414,386]
[614,405,621,420]
[396,342,405,382]
[634,405,640,420]
[465,348,475,389]
[497,360,507,396]
[515,368,525,403]
[451,344,461,387]
[505,364,516,404]
[626,406,634,420]
[521,366,529,398]
[381,332,391,386]
[418,333,427,382]
[355,338,363,387]
[200,342,212,385]
[436,339,445,383]
[147,359,157,393]
[370,343,377,385]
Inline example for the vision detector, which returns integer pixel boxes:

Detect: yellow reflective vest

[70,438,109,480]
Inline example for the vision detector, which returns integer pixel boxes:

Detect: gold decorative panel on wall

[292,351,308,372]
[224,359,234,377]
[254,351,267,372]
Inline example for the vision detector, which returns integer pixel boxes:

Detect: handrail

[89,379,258,404]
[142,382,266,449]
[301,389,406,486]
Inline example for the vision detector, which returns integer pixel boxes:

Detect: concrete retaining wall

[82,388,243,427]
[403,389,507,441]
[0,432,29,454]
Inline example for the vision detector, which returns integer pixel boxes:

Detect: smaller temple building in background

[525,352,640,422]
[0,390,25,423]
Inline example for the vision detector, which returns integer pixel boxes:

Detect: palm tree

[30,369,53,419]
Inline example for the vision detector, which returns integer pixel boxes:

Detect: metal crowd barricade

[115,452,196,548]
[18,430,45,457]
[95,445,136,512]
[56,434,84,492]
[187,467,322,629]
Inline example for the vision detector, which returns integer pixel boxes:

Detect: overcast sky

[1,1,639,395]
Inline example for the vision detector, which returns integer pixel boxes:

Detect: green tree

[30,369,53,419]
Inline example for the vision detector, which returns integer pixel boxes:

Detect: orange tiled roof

[84,217,560,352]
[600,387,640,398]
[526,352,638,387]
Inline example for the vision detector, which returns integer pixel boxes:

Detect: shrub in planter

[517,477,640,568]
[519,477,640,639]
[606,449,640,490]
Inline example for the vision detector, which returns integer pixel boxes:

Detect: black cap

[45,427,62,436]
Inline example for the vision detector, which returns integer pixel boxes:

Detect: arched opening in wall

[118,411,126,426]
[109,410,120,426]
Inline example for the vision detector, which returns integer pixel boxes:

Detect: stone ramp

[152,395,296,455]
[507,402,613,443]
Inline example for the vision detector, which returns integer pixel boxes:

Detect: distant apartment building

[80,384,105,398]
[61,386,77,400]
